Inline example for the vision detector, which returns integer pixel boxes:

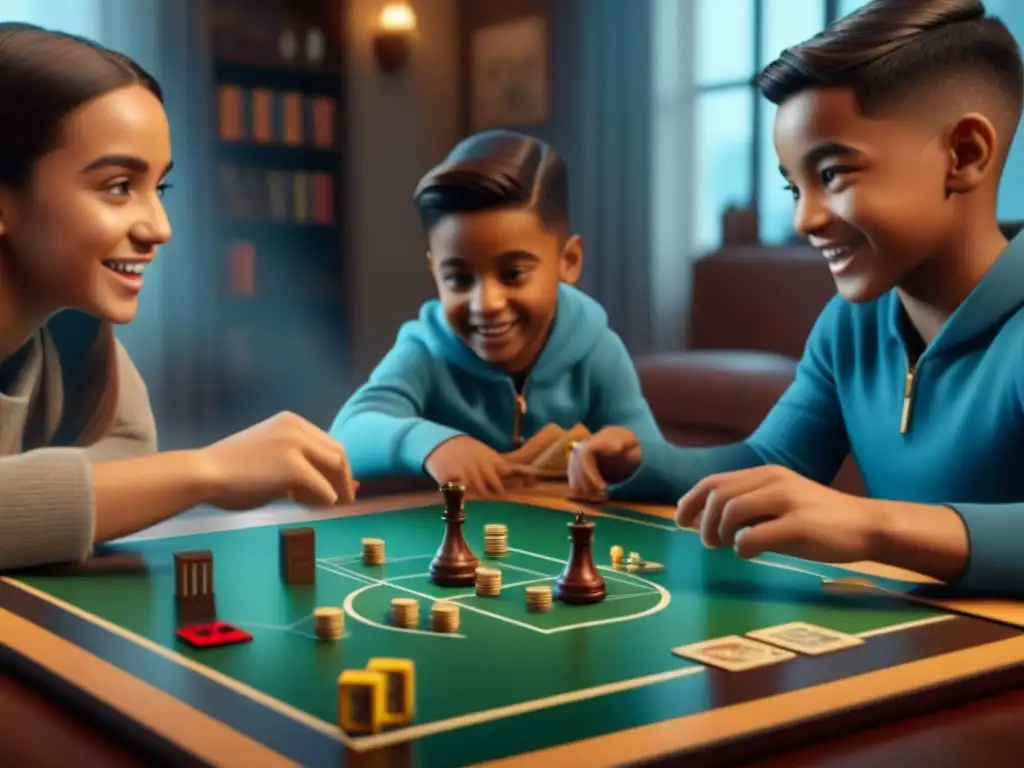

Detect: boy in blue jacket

[331,130,661,496]
[571,0,1024,598]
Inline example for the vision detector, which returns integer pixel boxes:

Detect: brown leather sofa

[633,244,864,494]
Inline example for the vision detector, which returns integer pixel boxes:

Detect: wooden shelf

[215,141,337,170]
[202,0,350,429]
[213,58,340,95]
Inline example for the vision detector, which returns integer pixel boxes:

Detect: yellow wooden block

[337,670,386,734]
[366,657,415,726]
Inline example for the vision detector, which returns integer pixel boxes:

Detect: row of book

[218,164,334,223]
[217,84,335,147]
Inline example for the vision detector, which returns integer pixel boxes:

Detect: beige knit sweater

[0,329,156,570]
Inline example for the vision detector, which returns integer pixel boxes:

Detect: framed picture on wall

[470,15,549,131]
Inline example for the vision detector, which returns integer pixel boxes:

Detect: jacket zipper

[512,381,528,446]
[900,357,917,434]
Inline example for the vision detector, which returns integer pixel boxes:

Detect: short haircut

[756,0,1023,153]
[413,129,570,238]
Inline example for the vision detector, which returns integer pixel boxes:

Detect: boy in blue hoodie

[571,0,1024,598]
[330,130,662,496]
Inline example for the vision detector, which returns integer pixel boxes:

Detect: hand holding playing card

[675,465,888,563]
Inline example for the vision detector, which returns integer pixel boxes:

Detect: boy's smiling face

[774,86,965,302]
[427,206,582,375]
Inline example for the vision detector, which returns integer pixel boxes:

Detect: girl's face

[0,84,173,325]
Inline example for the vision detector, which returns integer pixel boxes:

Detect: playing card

[746,621,864,655]
[672,635,796,671]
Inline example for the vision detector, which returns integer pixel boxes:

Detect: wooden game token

[391,598,420,628]
[526,585,553,612]
[362,538,385,566]
[474,567,502,597]
[430,601,460,632]
[609,545,624,569]
[484,523,509,557]
[314,607,344,640]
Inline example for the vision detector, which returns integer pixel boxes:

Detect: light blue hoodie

[330,283,662,477]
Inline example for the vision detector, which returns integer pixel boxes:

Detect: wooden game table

[0,486,1023,767]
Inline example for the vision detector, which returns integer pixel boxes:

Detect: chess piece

[555,511,606,604]
[429,482,480,586]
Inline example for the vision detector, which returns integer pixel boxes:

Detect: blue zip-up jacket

[331,283,663,477]
[615,233,1024,598]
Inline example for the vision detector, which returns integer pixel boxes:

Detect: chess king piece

[555,511,606,604]
[429,482,480,586]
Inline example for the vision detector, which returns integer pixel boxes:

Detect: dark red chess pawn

[429,482,480,586]
[555,511,606,604]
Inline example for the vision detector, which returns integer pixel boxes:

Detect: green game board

[13,500,953,767]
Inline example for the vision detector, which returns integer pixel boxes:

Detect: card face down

[672,635,797,671]
[746,622,864,655]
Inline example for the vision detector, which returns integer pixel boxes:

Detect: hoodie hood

[396,283,609,385]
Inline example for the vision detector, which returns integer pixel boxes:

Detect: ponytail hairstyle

[0,23,163,446]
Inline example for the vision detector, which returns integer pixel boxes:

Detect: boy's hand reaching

[568,426,642,498]
[425,436,518,497]
[675,465,883,562]
[198,411,357,510]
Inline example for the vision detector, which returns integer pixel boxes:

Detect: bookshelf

[207,0,349,436]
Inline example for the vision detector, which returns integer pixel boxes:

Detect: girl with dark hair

[0,24,356,571]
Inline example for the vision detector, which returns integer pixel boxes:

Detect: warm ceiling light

[379,4,416,33]
[373,4,416,73]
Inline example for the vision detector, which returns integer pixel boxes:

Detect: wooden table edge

[473,634,1024,767]
[49,487,1021,767]
[0,605,298,768]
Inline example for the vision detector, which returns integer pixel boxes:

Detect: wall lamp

[373,3,417,74]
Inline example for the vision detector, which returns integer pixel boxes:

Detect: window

[691,0,871,251]
[982,0,1024,221]
[0,0,102,38]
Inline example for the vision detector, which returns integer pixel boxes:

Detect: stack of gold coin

[313,607,344,640]
[475,566,502,597]
[526,585,553,612]
[609,545,624,569]
[391,597,420,628]
[430,601,460,633]
[362,538,385,566]
[483,523,508,557]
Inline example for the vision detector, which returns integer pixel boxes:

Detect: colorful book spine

[217,85,245,140]
[282,92,303,145]
[310,97,335,148]
[292,171,309,221]
[219,88,335,150]
[250,88,274,143]
[310,172,333,223]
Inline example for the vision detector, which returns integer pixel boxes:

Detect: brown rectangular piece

[279,528,315,585]
[173,550,213,600]
[175,594,216,628]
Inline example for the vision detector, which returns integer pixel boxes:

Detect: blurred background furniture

[634,244,865,495]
